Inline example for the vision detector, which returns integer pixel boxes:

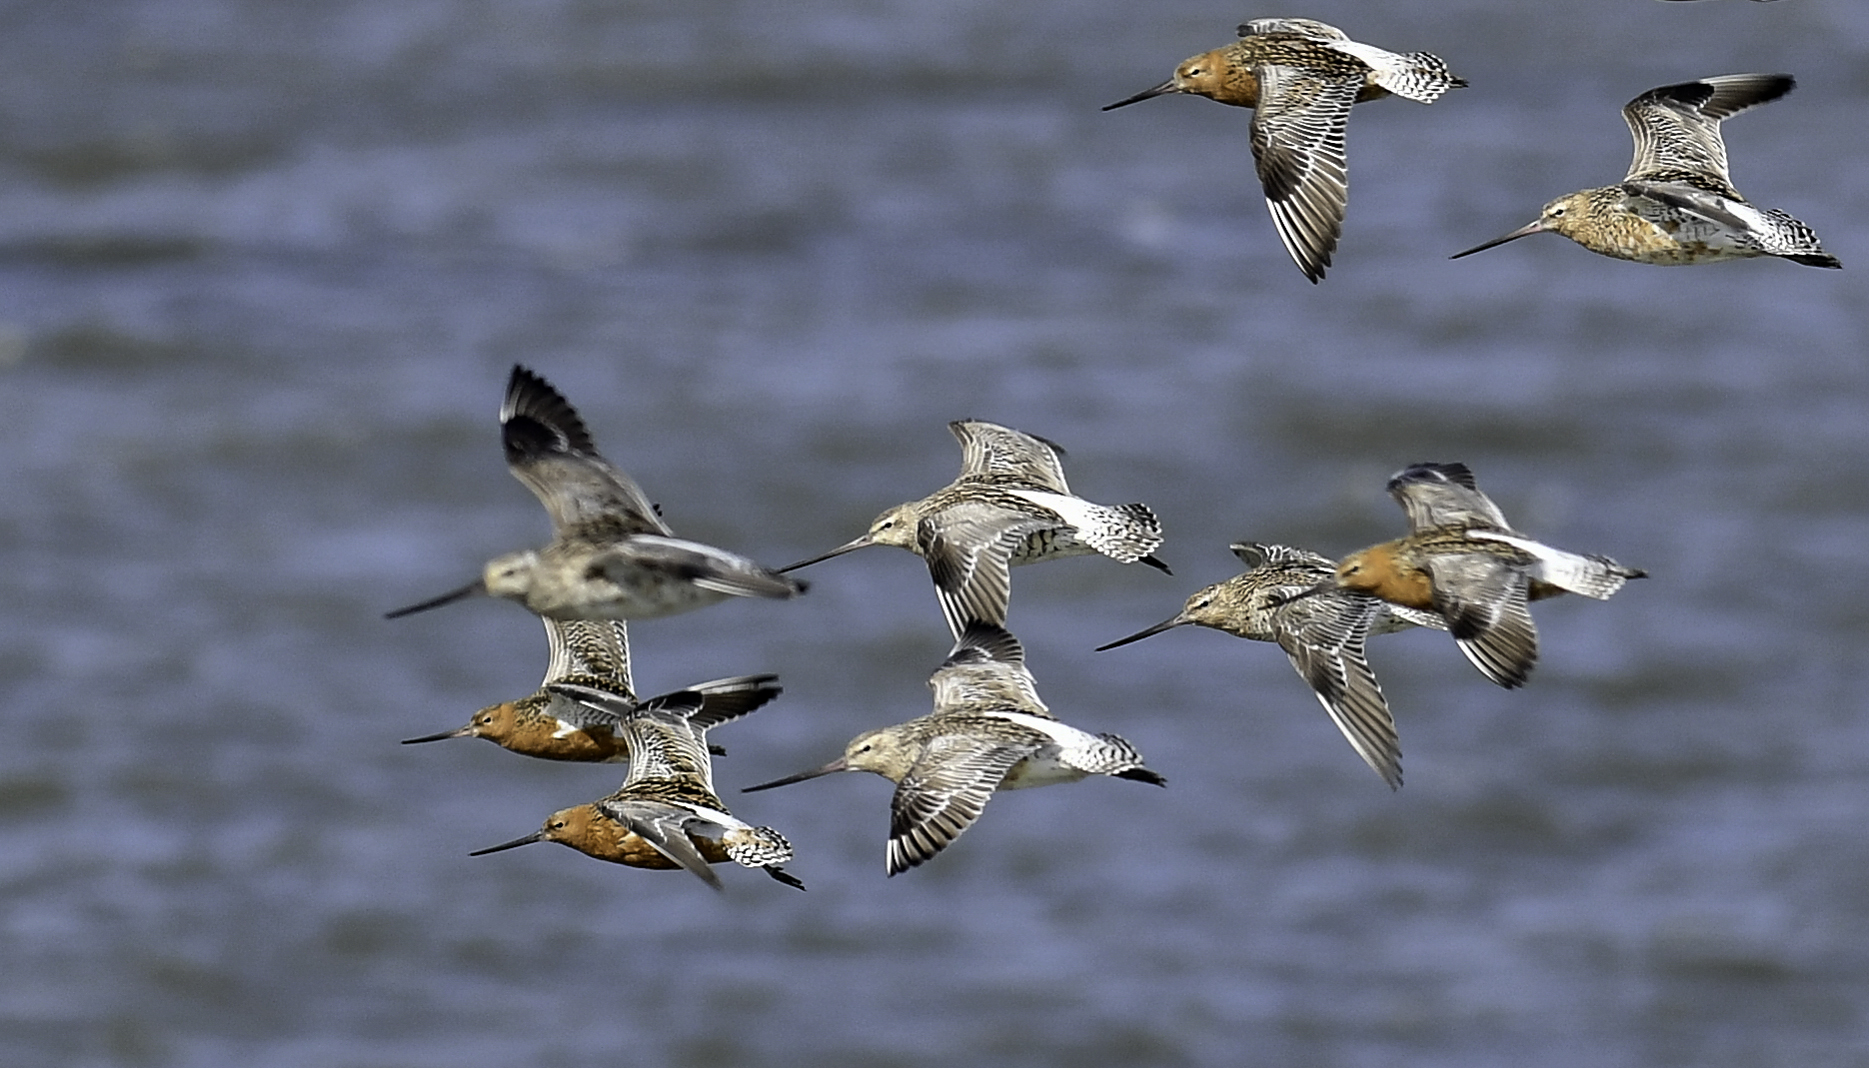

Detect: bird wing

[501,367,672,538]
[542,617,633,692]
[1239,18,1346,40]
[1230,541,1334,572]
[1248,65,1360,282]
[682,675,785,735]
[615,705,716,788]
[1426,553,1537,688]
[548,680,716,785]
[593,535,803,601]
[1623,73,1794,197]
[918,504,1049,638]
[949,420,1072,492]
[1386,462,1511,532]
[929,621,1050,717]
[601,798,726,891]
[886,736,1028,876]
[1273,591,1402,788]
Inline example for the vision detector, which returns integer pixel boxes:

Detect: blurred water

[4,0,1869,1065]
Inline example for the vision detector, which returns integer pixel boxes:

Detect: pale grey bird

[781,420,1167,639]
[744,622,1164,876]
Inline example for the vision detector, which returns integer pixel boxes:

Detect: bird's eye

[1549,205,1566,218]
[551,820,567,830]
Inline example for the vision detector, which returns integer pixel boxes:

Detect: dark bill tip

[1102,80,1179,111]
[741,760,846,793]
[384,580,483,619]
[1449,220,1543,260]
[469,832,543,856]
[401,727,468,745]
[777,538,870,574]
[1094,617,1184,652]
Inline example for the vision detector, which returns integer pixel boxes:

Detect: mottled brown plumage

[1452,74,1837,268]
[1105,18,1465,281]
[1099,541,1444,788]
[470,681,803,891]
[1332,463,1644,689]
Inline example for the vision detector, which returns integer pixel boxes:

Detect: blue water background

[3,0,1869,1064]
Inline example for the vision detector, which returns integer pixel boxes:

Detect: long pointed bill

[1095,615,1187,652]
[742,758,849,792]
[469,831,544,856]
[778,535,874,574]
[385,580,484,619]
[1102,80,1180,111]
[401,725,471,745]
[1450,219,1545,260]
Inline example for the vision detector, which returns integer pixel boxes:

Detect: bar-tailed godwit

[1104,18,1466,282]
[1452,74,1838,268]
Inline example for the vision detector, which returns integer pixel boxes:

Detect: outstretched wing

[919,504,1049,638]
[501,365,672,538]
[1249,66,1360,282]
[1273,591,1402,788]
[1426,553,1537,688]
[950,420,1072,492]
[593,535,805,602]
[542,617,633,692]
[887,735,1027,876]
[1386,462,1510,532]
[929,621,1050,717]
[1623,73,1794,196]
[1239,18,1346,40]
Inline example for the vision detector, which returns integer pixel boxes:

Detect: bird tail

[1081,502,1166,564]
[1760,209,1841,268]
[722,825,795,869]
[1333,41,1466,103]
[1091,733,1166,786]
[1535,550,1645,600]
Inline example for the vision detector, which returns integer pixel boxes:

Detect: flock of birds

[390,366,1644,888]
[1100,16,1836,281]
[384,7,1838,889]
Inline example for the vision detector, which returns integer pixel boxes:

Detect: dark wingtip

[502,365,596,459]
[1140,555,1172,575]
[1116,767,1167,788]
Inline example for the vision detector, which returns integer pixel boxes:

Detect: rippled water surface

[5,1,1869,1065]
